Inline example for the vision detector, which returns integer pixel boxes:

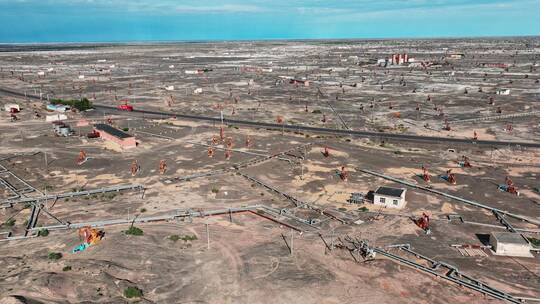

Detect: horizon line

[1,34,539,46]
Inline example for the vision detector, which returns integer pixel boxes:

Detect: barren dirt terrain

[0,38,539,303]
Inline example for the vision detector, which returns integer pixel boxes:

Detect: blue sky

[0,0,539,43]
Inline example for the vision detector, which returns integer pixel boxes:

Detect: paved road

[2,86,539,148]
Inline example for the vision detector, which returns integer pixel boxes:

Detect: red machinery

[506,123,513,132]
[208,147,215,158]
[499,176,519,195]
[225,137,233,149]
[87,130,100,138]
[245,136,252,148]
[443,119,451,131]
[459,156,472,168]
[322,146,330,158]
[442,169,457,185]
[473,130,478,140]
[420,165,431,182]
[321,114,327,123]
[219,126,224,140]
[414,213,431,234]
[276,115,284,124]
[118,104,133,111]
[77,150,88,165]
[131,160,140,176]
[78,227,104,245]
[225,149,232,160]
[167,95,174,107]
[339,166,349,181]
[159,160,167,175]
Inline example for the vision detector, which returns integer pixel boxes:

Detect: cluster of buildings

[377,53,414,67]
[349,186,535,258]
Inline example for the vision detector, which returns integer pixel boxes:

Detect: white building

[489,232,533,258]
[496,89,510,95]
[45,114,67,122]
[4,104,20,112]
[373,187,407,209]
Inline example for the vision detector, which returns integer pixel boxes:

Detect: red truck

[117,104,133,111]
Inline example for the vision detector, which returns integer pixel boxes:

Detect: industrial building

[4,104,20,112]
[52,121,73,137]
[93,123,137,149]
[489,232,533,258]
[373,187,407,209]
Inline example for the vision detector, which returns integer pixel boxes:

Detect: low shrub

[123,286,143,298]
[125,226,143,236]
[48,252,62,260]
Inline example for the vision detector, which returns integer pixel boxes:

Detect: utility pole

[206,223,210,250]
[44,151,48,173]
[290,229,294,256]
[330,228,335,250]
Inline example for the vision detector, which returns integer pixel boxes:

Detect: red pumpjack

[414,212,431,234]
[459,156,472,168]
[339,166,349,181]
[499,176,519,196]
[442,169,457,185]
[76,150,88,165]
[322,146,330,157]
[420,166,431,182]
